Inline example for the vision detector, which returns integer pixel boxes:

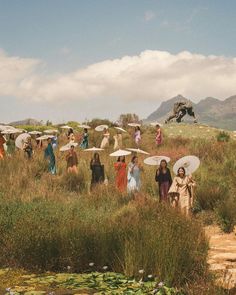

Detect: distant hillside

[145,95,236,130]
[9,118,42,126]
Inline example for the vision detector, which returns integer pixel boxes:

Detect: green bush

[215,197,236,233]
[216,131,230,142]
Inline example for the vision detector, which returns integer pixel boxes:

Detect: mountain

[145,95,236,130]
[9,118,42,126]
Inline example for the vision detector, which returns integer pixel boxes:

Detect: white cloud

[144,10,156,22]
[1,49,236,105]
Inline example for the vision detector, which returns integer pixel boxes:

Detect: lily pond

[0,269,183,295]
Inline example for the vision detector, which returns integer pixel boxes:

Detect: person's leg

[165,113,177,123]
[176,109,186,122]
[187,107,197,123]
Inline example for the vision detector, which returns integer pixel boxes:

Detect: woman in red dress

[0,133,6,160]
[114,156,127,192]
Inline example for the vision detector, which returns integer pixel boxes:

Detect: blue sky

[0,0,236,123]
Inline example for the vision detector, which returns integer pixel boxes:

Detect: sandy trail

[206,226,236,290]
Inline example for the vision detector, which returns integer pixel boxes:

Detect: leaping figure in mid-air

[165,100,197,124]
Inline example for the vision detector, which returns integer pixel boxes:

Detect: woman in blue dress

[44,138,56,175]
[80,128,89,149]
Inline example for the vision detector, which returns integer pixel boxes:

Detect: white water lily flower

[138,269,144,274]
[103,265,108,270]
[158,281,164,287]
[67,265,71,270]
[89,262,95,267]
[148,274,153,279]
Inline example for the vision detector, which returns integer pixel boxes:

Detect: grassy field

[0,122,235,294]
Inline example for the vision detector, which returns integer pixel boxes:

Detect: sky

[0,0,236,123]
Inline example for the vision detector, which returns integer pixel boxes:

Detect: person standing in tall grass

[114,156,127,192]
[156,124,163,146]
[44,138,56,175]
[23,137,33,159]
[134,126,141,147]
[66,144,78,174]
[127,155,143,193]
[90,152,105,189]
[80,128,89,149]
[155,159,172,202]
[0,132,6,159]
[168,167,196,216]
[100,128,110,149]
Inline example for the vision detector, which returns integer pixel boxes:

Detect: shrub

[216,131,230,142]
[215,197,236,233]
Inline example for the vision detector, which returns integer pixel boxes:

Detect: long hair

[177,166,186,176]
[93,152,101,164]
[117,156,125,163]
[159,159,167,172]
[131,155,137,164]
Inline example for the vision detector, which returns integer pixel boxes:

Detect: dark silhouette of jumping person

[165,100,197,123]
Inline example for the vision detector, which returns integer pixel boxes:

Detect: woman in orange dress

[0,133,6,159]
[114,156,127,192]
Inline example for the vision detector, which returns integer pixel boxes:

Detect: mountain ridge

[145,95,236,130]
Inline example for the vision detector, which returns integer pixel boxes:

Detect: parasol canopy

[78,124,91,129]
[95,125,109,132]
[173,155,200,175]
[84,147,104,152]
[60,142,78,152]
[126,148,150,155]
[35,135,54,141]
[150,122,163,127]
[109,149,131,157]
[144,156,171,166]
[29,131,42,135]
[44,129,58,134]
[61,125,71,129]
[15,133,31,150]
[127,123,141,127]
[114,127,127,133]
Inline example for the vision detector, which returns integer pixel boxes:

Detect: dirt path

[205,226,236,290]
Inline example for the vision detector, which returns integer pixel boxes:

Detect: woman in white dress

[127,155,143,193]
[100,128,110,149]
[113,131,122,150]
[168,167,196,216]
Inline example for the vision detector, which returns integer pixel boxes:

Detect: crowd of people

[0,123,196,216]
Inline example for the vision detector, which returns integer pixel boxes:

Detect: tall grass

[0,123,235,290]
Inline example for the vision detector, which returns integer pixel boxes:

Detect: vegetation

[0,122,235,294]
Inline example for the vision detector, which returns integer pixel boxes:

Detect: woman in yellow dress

[168,167,196,216]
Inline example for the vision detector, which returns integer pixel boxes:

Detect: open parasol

[61,125,71,130]
[44,129,58,134]
[84,147,104,152]
[95,125,109,132]
[109,149,131,157]
[29,131,42,135]
[114,127,127,133]
[150,122,163,127]
[35,135,54,141]
[126,148,150,155]
[78,124,91,129]
[15,133,31,150]
[144,156,171,166]
[127,123,141,127]
[60,142,78,152]
[173,155,200,175]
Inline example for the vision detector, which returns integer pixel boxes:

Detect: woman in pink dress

[155,124,163,146]
[134,126,141,147]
